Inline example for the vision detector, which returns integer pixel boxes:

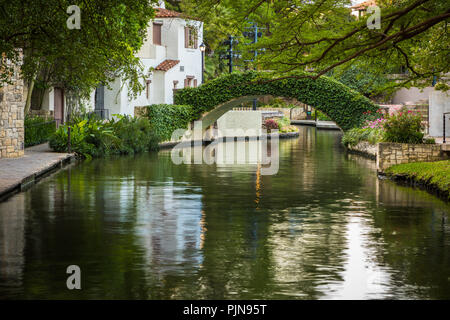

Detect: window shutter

[184,27,189,48]
[153,23,162,45]
[184,78,189,88]
[193,79,197,88]
[194,34,198,49]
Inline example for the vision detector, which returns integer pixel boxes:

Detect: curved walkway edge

[0,143,75,202]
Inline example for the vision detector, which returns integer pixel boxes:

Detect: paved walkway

[291,120,341,130]
[0,143,74,200]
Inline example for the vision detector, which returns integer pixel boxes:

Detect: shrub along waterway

[0,126,449,299]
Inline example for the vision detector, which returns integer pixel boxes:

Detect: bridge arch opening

[174,71,379,132]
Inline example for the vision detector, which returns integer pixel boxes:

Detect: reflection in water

[0,126,449,299]
[0,194,25,298]
[135,179,204,275]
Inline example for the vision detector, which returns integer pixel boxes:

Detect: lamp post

[199,42,206,85]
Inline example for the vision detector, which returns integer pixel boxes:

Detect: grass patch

[385,160,450,200]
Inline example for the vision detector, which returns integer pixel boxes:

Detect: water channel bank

[383,160,450,202]
[0,143,75,202]
[346,141,449,202]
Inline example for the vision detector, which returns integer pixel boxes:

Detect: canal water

[0,126,449,299]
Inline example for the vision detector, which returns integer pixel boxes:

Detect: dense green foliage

[145,104,195,142]
[1,0,156,109]
[386,160,450,201]
[330,65,395,99]
[341,127,384,147]
[174,71,379,131]
[181,0,449,87]
[342,108,427,146]
[24,116,56,147]
[276,117,290,129]
[383,110,424,144]
[260,97,298,109]
[312,110,331,121]
[49,115,158,158]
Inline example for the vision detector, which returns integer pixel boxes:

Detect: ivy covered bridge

[145,71,379,141]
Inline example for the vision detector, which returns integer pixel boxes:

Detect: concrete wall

[429,90,450,137]
[391,86,434,105]
[377,142,448,172]
[0,62,25,158]
[217,111,262,137]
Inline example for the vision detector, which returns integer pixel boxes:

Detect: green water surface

[0,127,449,299]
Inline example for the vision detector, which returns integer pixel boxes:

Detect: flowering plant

[265,119,279,131]
[382,109,424,143]
[361,108,385,123]
[363,117,386,129]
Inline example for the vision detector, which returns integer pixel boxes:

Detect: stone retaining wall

[0,60,26,159]
[347,141,449,172]
[347,141,377,159]
[377,142,448,172]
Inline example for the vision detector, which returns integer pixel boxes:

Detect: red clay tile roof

[155,8,182,18]
[154,59,180,71]
[351,0,377,10]
[154,8,201,21]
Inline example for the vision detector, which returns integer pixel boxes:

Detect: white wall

[217,111,262,137]
[391,86,434,104]
[104,79,125,116]
[98,15,204,115]
[136,23,156,59]
[177,19,203,88]
[41,88,54,111]
[429,90,450,137]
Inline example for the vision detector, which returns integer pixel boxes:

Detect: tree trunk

[24,59,40,116]
[24,77,35,116]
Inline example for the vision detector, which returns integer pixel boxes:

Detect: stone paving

[0,143,74,199]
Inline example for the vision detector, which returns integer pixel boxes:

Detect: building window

[184,27,198,49]
[173,80,179,89]
[153,23,162,45]
[146,80,151,99]
[184,76,195,88]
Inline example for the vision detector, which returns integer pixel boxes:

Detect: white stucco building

[33,2,203,121]
[95,4,204,117]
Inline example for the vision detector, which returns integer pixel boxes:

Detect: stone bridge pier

[0,61,25,159]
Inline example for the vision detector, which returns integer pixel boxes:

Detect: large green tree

[0,0,156,113]
[180,0,449,88]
